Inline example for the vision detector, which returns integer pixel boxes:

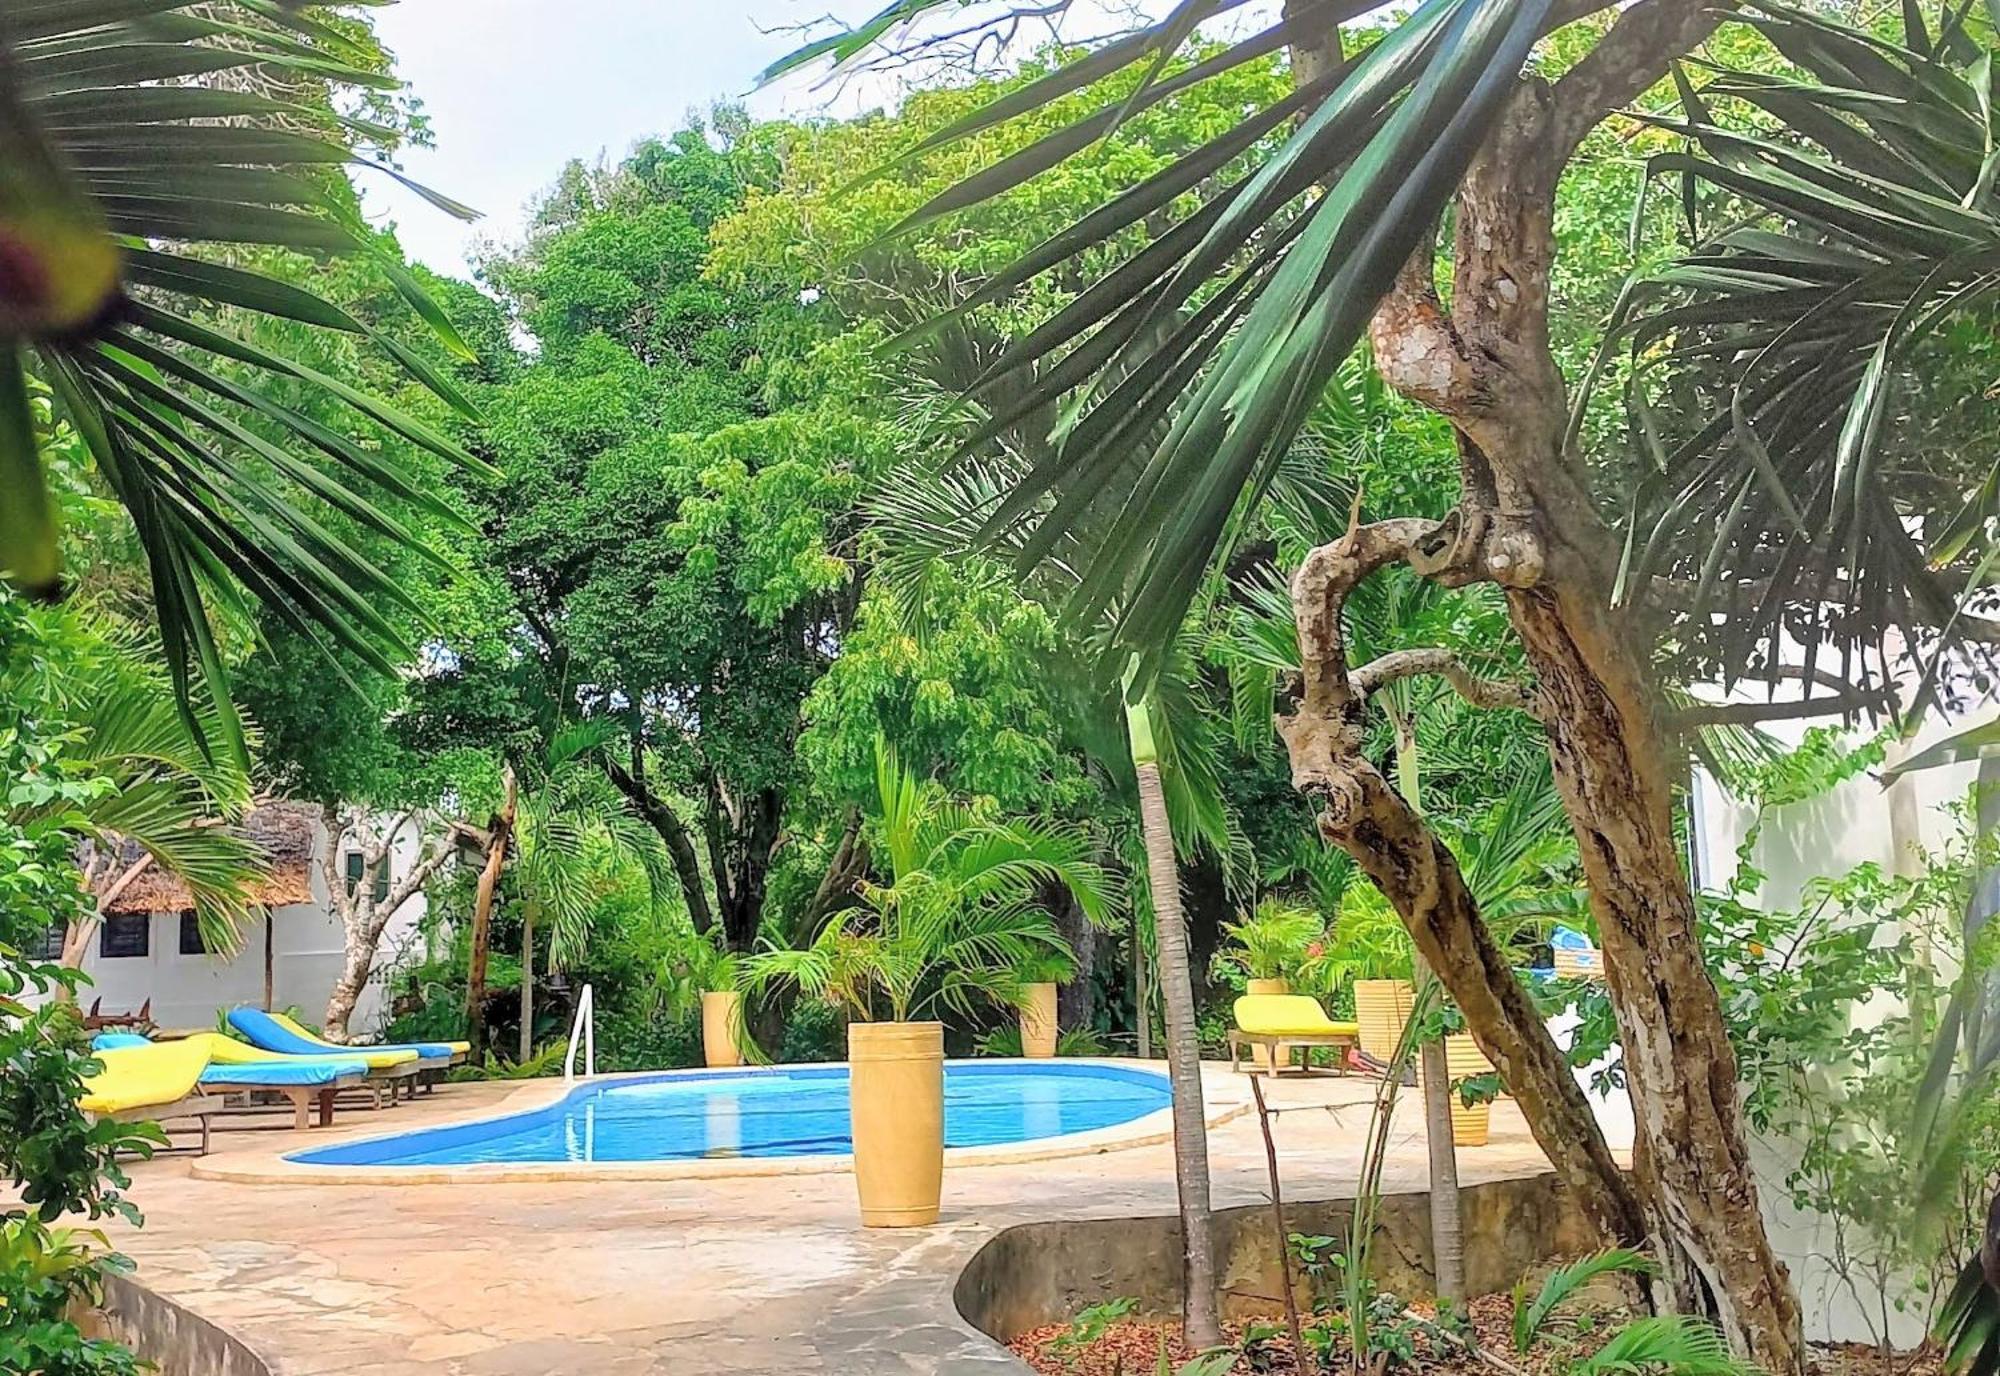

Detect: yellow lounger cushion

[269,1012,468,1058]
[80,1039,209,1115]
[1234,994,1359,1039]
[185,1031,418,1072]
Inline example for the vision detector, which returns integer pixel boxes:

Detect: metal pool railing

[563,982,595,1083]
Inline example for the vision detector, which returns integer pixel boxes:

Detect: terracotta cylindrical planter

[1019,982,1059,1059]
[701,990,744,1069]
[847,1020,945,1228]
[1245,978,1290,1070]
[1354,978,1415,1063]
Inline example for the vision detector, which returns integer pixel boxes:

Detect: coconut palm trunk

[1127,695,1223,1350]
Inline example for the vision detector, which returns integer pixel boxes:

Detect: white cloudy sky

[360,1,1267,278]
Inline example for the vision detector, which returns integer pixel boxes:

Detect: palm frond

[1513,1248,1657,1352]
[767,0,1554,666]
[1573,1315,1754,1376]
[2,1,490,750]
[1605,1,2000,696]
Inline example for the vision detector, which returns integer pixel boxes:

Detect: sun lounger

[79,1039,215,1154]
[95,1033,380,1129]
[228,1008,461,1099]
[1228,994,1360,1076]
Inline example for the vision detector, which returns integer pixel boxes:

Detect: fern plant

[1572,1316,1757,1376]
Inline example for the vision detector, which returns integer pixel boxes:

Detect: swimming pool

[289,1062,1173,1168]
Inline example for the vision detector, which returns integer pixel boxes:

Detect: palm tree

[11,643,264,965]
[510,723,669,1060]
[874,461,1241,1343]
[765,2,2000,1360]
[0,2,490,752]
[750,738,1112,1025]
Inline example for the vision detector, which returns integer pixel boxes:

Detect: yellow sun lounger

[80,1039,216,1153]
[1229,994,1360,1076]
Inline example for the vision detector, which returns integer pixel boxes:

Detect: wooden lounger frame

[99,1094,215,1156]
[1227,1028,1356,1076]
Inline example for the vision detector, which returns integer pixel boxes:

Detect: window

[99,913,149,959]
[36,923,65,961]
[178,912,207,956]
[343,851,390,905]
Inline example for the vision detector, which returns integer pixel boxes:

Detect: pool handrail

[563,982,595,1083]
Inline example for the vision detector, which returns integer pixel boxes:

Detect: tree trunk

[466,766,517,1064]
[1055,887,1096,1034]
[1344,16,1805,1356]
[519,901,535,1062]
[323,936,375,1044]
[1130,699,1224,1350]
[1507,584,1803,1370]
[1390,717,1465,1306]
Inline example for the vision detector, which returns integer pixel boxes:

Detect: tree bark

[1278,524,1646,1249]
[1054,886,1096,1033]
[1130,700,1224,1350]
[466,767,517,1064]
[519,901,536,1062]
[319,808,462,1044]
[1507,584,1802,1368]
[1350,7,1806,1358]
[605,753,716,936]
[1389,717,1465,1306]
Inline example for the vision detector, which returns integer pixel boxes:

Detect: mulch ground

[1008,1292,1942,1376]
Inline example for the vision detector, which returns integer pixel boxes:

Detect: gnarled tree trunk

[1353,17,1805,1366]
[465,767,518,1063]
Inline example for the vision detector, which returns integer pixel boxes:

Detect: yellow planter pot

[1245,978,1289,1070]
[1354,979,1415,1062]
[847,1020,945,1228]
[1019,983,1059,1059]
[1427,1034,1495,1147]
[701,990,744,1069]
[1451,1099,1491,1148]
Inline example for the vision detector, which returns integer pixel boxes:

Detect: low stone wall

[76,1272,273,1376]
[955,1172,1600,1342]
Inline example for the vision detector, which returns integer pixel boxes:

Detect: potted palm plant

[695,947,747,1070]
[1302,883,1416,1063]
[751,740,1109,1227]
[1013,948,1077,1059]
[1214,899,1323,996]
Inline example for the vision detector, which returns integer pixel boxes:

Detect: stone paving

[100,1063,1610,1375]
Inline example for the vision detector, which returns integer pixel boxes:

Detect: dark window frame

[177,911,206,956]
[99,912,150,959]
[343,849,391,905]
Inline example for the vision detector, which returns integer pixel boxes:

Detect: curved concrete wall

[956,1172,1601,1342]
[77,1273,272,1376]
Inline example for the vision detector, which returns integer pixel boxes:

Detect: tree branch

[605,754,718,936]
[1670,696,1874,728]
[1547,0,1722,158]
[1351,648,1545,717]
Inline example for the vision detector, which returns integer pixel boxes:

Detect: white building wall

[1691,701,1998,1347]
[71,812,435,1039]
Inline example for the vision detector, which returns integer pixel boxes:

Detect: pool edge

[186,1057,1254,1187]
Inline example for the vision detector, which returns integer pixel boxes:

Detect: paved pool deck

[97,1060,1615,1375]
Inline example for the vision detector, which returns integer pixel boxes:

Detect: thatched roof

[89,801,318,914]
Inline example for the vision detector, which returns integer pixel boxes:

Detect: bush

[778,999,843,1063]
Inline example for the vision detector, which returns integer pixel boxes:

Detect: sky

[360,1,1217,278]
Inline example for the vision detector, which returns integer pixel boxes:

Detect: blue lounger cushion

[228,1006,455,1062]
[201,1060,368,1088]
[92,1032,367,1087]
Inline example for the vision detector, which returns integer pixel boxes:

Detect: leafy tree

[459,123,896,953]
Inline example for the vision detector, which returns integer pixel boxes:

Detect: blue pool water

[289,1062,1172,1168]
